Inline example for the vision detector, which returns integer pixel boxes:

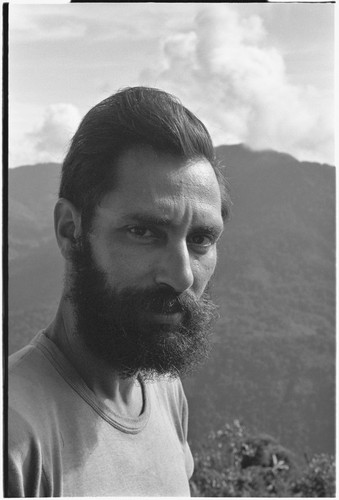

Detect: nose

[155,242,194,294]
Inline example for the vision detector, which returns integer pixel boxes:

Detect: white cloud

[9,4,333,166]
[29,103,81,162]
[140,5,333,164]
[10,103,81,167]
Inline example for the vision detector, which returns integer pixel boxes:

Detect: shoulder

[10,341,54,404]
[151,375,185,396]
[158,376,187,405]
[8,340,65,496]
[9,343,49,437]
[8,344,49,497]
[147,376,185,405]
[9,336,66,438]
[8,399,49,497]
[147,377,189,435]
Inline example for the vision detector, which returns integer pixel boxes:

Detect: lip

[147,312,183,325]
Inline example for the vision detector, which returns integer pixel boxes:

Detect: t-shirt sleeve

[7,450,25,497]
[176,379,195,479]
[180,384,189,441]
[7,408,47,497]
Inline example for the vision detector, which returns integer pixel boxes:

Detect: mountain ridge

[8,144,335,457]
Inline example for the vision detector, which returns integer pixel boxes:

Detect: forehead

[98,146,223,224]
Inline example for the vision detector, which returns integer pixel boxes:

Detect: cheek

[89,235,155,287]
[193,251,217,294]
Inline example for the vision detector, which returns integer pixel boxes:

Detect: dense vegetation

[8,145,335,494]
[190,420,335,497]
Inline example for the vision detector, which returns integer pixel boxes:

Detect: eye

[188,233,214,250]
[126,225,155,239]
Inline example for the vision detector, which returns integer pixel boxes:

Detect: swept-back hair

[59,86,230,228]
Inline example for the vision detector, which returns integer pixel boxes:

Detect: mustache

[112,286,205,315]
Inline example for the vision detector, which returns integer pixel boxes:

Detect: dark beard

[67,236,218,379]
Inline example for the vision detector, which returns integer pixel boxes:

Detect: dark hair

[59,86,230,228]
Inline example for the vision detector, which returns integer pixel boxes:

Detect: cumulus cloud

[140,5,333,164]
[25,103,81,164]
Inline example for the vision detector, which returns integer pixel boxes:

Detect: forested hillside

[8,145,335,461]
[184,146,335,459]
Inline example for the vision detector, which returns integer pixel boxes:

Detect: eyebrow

[120,213,172,227]
[120,213,224,237]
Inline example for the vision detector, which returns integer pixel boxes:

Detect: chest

[45,406,192,496]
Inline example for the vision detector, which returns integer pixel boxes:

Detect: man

[8,87,230,497]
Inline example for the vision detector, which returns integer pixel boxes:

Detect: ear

[54,198,82,260]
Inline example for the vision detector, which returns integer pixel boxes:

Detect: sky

[8,3,335,168]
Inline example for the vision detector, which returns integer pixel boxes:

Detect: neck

[45,296,143,418]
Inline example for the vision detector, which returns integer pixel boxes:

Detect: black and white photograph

[7,3,335,497]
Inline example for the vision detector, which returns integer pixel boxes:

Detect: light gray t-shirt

[8,331,194,497]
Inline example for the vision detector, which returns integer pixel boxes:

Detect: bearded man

[8,87,230,497]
